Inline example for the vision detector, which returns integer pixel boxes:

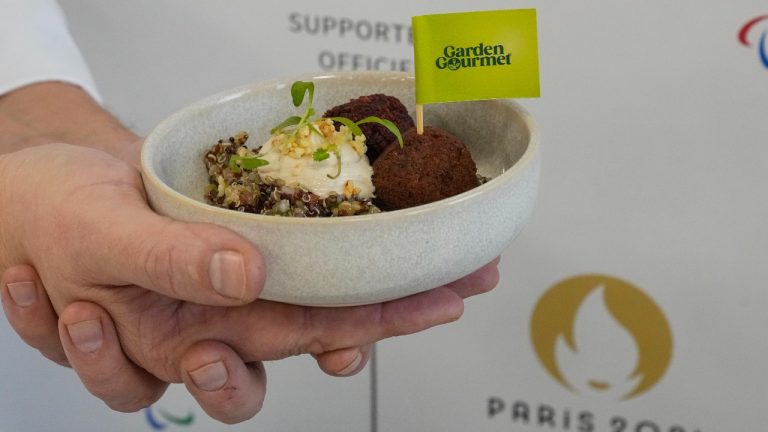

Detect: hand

[0,143,499,423]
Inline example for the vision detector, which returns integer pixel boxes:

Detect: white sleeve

[0,0,101,102]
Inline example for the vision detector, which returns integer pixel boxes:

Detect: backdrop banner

[2,1,766,431]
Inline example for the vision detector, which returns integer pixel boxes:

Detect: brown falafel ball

[372,126,479,211]
[324,94,415,162]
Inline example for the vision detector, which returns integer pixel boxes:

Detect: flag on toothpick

[412,9,540,132]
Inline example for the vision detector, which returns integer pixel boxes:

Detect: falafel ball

[324,94,415,162]
[372,126,479,211]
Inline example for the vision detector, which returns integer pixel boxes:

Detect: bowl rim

[141,71,539,225]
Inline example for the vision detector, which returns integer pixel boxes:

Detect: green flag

[412,9,540,104]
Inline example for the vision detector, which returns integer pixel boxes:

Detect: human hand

[0,143,499,423]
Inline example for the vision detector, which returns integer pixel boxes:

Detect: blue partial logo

[144,406,195,430]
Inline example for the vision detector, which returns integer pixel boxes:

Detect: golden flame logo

[530,274,673,400]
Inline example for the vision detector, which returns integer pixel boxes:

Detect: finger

[298,286,465,354]
[214,285,464,360]
[67,190,266,306]
[59,301,168,412]
[12,145,265,307]
[442,257,500,299]
[1,265,69,366]
[186,260,499,362]
[181,341,267,424]
[313,344,371,377]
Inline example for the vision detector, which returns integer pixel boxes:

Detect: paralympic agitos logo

[738,15,768,69]
[435,42,512,71]
[144,405,195,430]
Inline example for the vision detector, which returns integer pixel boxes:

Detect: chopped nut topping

[344,180,361,199]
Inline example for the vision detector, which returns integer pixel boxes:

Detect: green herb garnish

[328,148,342,179]
[271,81,317,137]
[269,116,302,135]
[313,147,330,161]
[270,80,405,178]
[329,117,363,136]
[356,116,404,148]
[312,147,341,179]
[291,80,315,108]
[229,154,269,173]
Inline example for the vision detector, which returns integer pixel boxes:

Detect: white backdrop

[2,1,767,431]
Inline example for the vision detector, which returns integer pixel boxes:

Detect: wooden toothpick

[416,104,424,135]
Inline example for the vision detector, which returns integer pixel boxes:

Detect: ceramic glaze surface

[142,72,539,306]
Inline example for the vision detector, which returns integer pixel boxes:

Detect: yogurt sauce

[256,118,375,199]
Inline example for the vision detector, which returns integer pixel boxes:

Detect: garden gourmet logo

[738,15,768,69]
[435,42,512,71]
[530,275,673,400]
[145,406,195,430]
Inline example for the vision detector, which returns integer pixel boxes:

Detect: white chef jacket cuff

[0,0,102,103]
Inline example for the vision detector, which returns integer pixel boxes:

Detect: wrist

[0,82,140,161]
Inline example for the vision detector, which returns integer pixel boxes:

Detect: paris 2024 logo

[530,275,673,401]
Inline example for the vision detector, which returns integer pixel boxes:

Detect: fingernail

[209,251,246,300]
[337,350,364,376]
[189,361,228,391]
[6,282,37,307]
[66,319,103,353]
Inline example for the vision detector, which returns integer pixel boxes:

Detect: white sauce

[256,121,375,199]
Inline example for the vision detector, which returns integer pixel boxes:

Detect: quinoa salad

[204,128,380,217]
[203,81,483,217]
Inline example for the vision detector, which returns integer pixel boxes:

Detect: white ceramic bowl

[141,71,539,306]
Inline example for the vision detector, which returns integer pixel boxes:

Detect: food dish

[203,121,380,217]
[202,84,483,216]
[323,93,414,162]
[372,126,482,211]
[141,71,539,306]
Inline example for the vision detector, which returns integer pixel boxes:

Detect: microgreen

[229,154,269,173]
[269,116,302,135]
[273,81,403,145]
[270,80,405,178]
[328,149,342,179]
[291,81,314,108]
[271,81,317,136]
[312,146,341,179]
[329,117,363,137]
[313,147,330,161]
[356,116,404,148]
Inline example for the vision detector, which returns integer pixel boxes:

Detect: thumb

[115,138,144,170]
[71,195,267,306]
